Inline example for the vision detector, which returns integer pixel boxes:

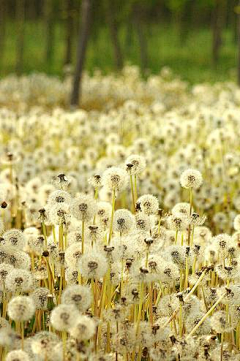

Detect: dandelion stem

[82,220,85,254]
[108,189,116,244]
[130,174,135,213]
[187,293,225,338]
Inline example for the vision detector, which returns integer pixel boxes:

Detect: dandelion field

[2,67,240,361]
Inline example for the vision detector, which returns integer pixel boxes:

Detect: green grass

[1,20,238,84]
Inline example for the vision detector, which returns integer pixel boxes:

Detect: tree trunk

[70,0,92,107]
[125,14,133,56]
[44,0,54,70]
[15,0,25,75]
[133,4,148,72]
[237,1,240,85]
[233,0,238,43]
[0,0,6,74]
[105,0,123,70]
[64,0,74,65]
[212,0,225,65]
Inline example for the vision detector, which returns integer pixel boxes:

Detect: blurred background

[0,0,239,84]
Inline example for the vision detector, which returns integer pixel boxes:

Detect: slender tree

[64,0,74,65]
[16,0,25,75]
[44,0,54,70]
[133,3,148,71]
[70,0,92,107]
[0,0,6,74]
[105,0,123,70]
[237,1,240,85]
[212,0,225,65]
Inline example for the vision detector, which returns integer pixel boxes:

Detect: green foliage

[1,21,236,84]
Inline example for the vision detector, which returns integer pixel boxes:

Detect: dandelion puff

[78,250,108,279]
[194,226,212,242]
[113,209,135,234]
[3,229,26,249]
[48,203,70,226]
[160,261,180,285]
[50,304,79,331]
[0,317,11,331]
[164,245,187,269]
[52,173,71,190]
[215,262,240,281]
[6,350,30,361]
[182,295,201,318]
[0,218,4,235]
[180,169,203,189]
[96,201,112,219]
[157,294,178,317]
[31,287,51,310]
[31,331,60,357]
[88,174,102,188]
[211,310,236,333]
[86,225,102,244]
[189,212,206,226]
[125,154,146,175]
[71,194,97,222]
[0,263,14,283]
[137,194,159,215]
[168,212,189,231]
[7,296,35,322]
[204,288,218,305]
[102,166,128,193]
[112,236,136,261]
[47,190,72,206]
[69,315,96,340]
[10,249,31,270]
[5,268,33,293]
[67,229,82,245]
[135,212,151,232]
[65,267,79,285]
[172,202,191,216]
[0,328,20,348]
[65,243,83,267]
[233,214,240,231]
[219,285,240,306]
[186,311,211,336]
[61,285,92,312]
[213,234,232,258]
[27,235,45,255]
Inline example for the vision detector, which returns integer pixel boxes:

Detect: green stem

[108,190,116,244]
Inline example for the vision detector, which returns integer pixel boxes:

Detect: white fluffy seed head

[69,315,96,340]
[113,209,135,234]
[31,287,50,310]
[71,194,97,222]
[180,168,203,189]
[168,212,189,231]
[0,263,14,282]
[233,214,240,231]
[0,317,11,331]
[3,229,26,249]
[31,331,60,356]
[102,166,128,192]
[7,296,35,321]
[5,268,33,293]
[50,304,79,331]
[6,350,30,361]
[48,203,70,225]
[172,202,191,216]
[47,190,72,206]
[78,250,108,279]
[125,154,146,175]
[61,285,92,312]
[137,194,159,215]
